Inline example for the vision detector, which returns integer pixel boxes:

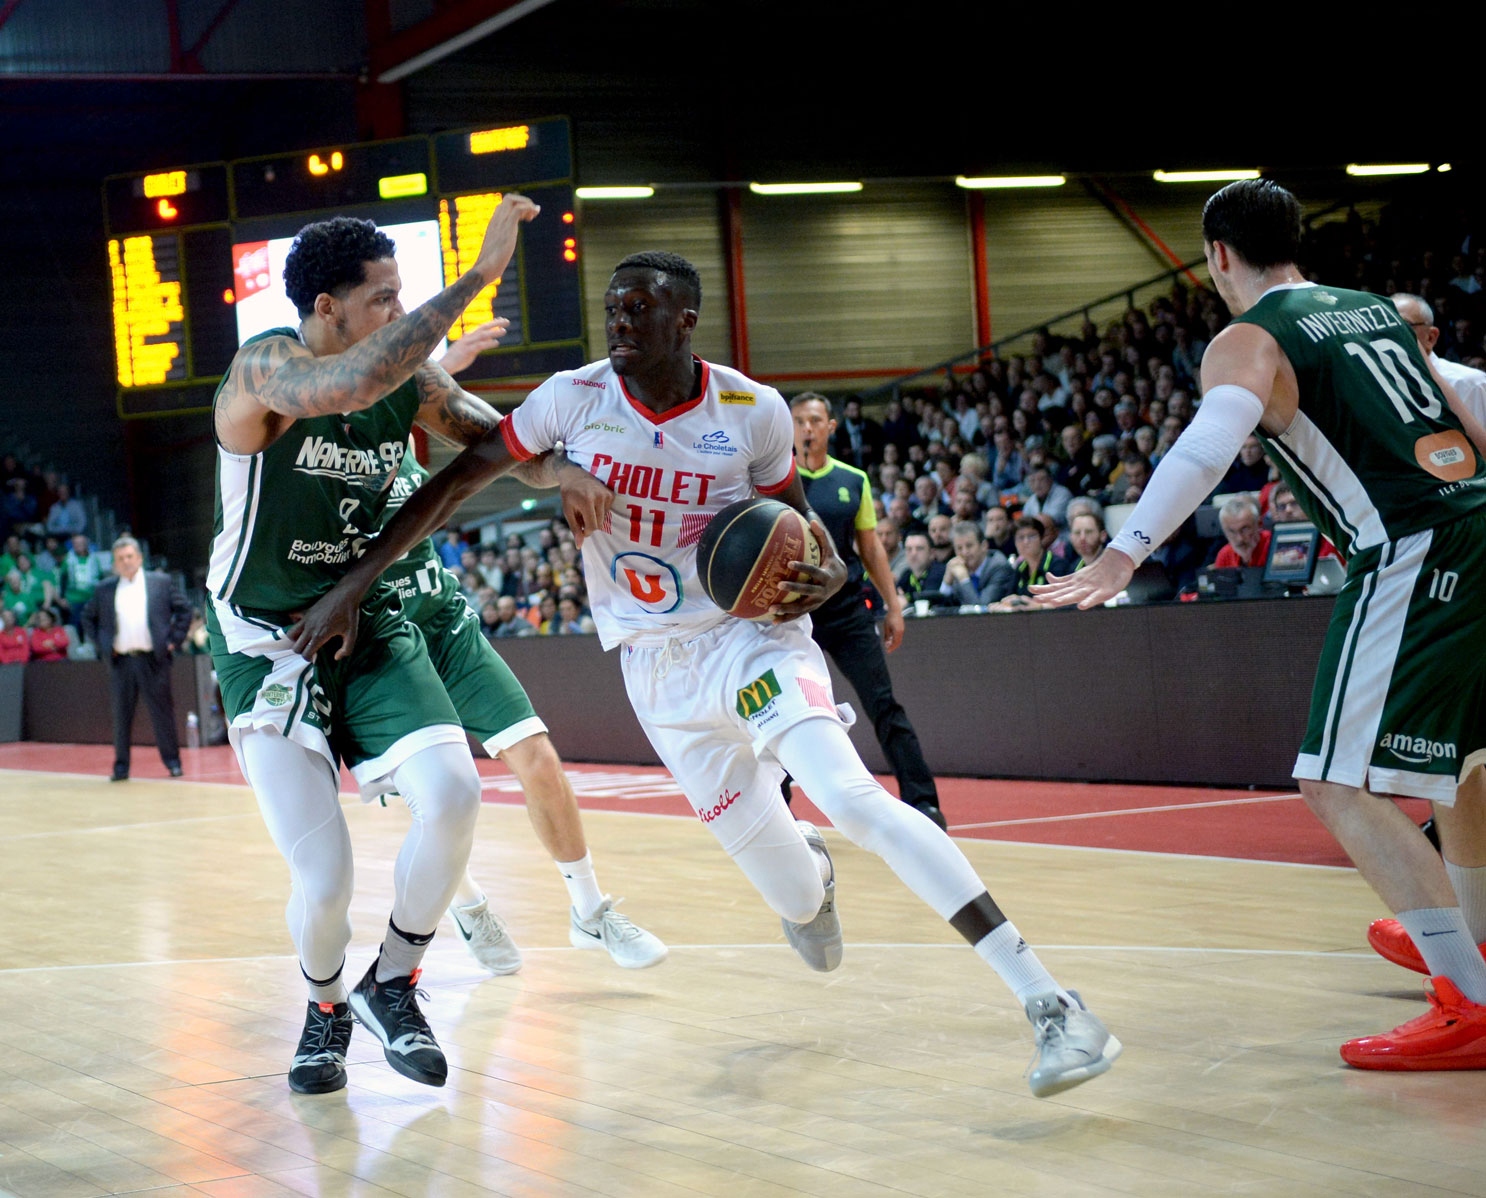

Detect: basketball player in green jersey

[1035,179,1486,1070]
[375,376,666,972]
[208,195,606,1093]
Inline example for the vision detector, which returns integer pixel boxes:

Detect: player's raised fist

[474,193,540,285]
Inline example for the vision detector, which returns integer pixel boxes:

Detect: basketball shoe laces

[379,972,437,1048]
[300,1003,348,1062]
[1026,1004,1071,1075]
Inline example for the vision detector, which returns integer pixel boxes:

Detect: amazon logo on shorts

[736,669,781,719]
[1379,732,1457,766]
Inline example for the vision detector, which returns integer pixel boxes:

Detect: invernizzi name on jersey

[1295,301,1404,345]
[294,435,405,485]
[588,453,717,505]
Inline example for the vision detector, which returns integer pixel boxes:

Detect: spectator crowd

[0,452,108,665]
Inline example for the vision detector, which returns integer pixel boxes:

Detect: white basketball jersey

[502,357,796,649]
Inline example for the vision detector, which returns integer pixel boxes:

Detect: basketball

[696,498,821,620]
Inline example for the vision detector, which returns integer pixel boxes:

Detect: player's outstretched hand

[1030,548,1135,610]
[771,519,846,622]
[439,319,510,374]
[557,459,615,548]
[286,582,362,662]
[474,193,540,285]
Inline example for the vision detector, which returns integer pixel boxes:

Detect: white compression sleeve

[1107,383,1267,566]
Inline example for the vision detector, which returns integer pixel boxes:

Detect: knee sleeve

[730,800,825,924]
[393,741,482,831]
[388,742,483,934]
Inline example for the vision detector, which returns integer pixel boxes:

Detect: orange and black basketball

[696,498,821,620]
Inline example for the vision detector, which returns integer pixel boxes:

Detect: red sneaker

[1341,977,1486,1070]
[1366,918,1486,974]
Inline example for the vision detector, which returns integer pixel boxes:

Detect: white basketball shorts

[620,616,853,854]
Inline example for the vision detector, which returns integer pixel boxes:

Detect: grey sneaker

[569,897,668,968]
[449,898,523,975]
[781,822,843,972]
[1024,989,1121,1097]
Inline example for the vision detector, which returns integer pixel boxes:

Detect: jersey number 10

[1344,339,1442,423]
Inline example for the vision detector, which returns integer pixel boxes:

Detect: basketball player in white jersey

[290,252,1120,1097]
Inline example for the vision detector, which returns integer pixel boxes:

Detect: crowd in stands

[0,451,114,665]
[433,519,598,643]
[824,275,1247,606]
[429,203,1486,626]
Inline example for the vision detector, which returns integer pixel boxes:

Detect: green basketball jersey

[378,453,458,625]
[1235,283,1486,554]
[206,327,421,612]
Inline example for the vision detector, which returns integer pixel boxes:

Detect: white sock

[799,821,832,884]
[973,922,1072,1007]
[303,961,346,1007]
[1397,907,1486,1003]
[1444,859,1486,944]
[452,871,484,913]
[556,852,605,920]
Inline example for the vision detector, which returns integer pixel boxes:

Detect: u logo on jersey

[611,551,683,613]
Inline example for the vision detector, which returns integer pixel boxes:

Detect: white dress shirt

[113,572,153,654]
[1433,352,1486,429]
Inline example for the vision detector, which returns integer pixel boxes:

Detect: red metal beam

[182,0,244,71]
[368,0,539,80]
[164,0,184,72]
[968,191,992,352]
[720,187,751,375]
[0,0,27,34]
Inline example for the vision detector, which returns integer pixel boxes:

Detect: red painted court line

[0,742,1398,868]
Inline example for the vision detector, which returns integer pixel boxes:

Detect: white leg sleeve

[389,742,483,936]
[239,728,353,986]
[730,798,827,925]
[773,720,989,920]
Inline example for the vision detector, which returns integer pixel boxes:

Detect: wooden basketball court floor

[1,746,1482,1197]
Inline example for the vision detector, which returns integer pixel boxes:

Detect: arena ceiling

[0,2,1446,183]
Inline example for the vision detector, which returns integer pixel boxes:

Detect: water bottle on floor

[186,711,200,750]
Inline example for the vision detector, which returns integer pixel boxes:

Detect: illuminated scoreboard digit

[105,116,585,417]
[438,193,524,342]
[108,233,186,386]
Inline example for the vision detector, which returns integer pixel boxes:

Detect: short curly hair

[282,217,397,317]
[613,250,702,308]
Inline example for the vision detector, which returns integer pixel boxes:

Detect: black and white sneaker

[348,961,448,1087]
[288,1000,354,1094]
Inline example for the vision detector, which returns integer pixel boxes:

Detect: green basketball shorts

[403,581,545,756]
[208,587,466,790]
[1295,511,1486,803]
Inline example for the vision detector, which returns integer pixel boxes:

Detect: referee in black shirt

[787,394,946,830]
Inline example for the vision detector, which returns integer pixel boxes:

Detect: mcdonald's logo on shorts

[736,669,782,719]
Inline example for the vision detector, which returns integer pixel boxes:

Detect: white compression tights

[386,741,483,936]
[732,719,991,923]
[239,731,482,987]
[239,730,352,985]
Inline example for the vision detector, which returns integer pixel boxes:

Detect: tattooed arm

[214,193,540,456]
[412,360,564,489]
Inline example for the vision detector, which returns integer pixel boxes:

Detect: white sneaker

[1024,989,1121,1097]
[449,898,523,975]
[781,822,842,972]
[569,897,668,969]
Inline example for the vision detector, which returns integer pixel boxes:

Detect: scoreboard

[103,116,585,418]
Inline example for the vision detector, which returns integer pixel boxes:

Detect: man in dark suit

[82,535,191,780]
